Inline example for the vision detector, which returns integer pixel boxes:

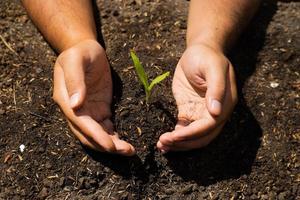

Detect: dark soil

[0,0,299,199]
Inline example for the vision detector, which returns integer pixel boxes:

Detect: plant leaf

[130,50,149,90]
[148,71,170,92]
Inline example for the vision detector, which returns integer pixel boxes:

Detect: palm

[75,56,113,133]
[172,63,213,125]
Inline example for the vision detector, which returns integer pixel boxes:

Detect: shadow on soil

[85,0,278,186]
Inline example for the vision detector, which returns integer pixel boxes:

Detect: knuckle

[121,145,132,155]
[105,143,116,153]
[173,134,186,142]
[80,138,91,147]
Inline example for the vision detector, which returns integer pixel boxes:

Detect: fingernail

[70,93,79,108]
[160,147,169,154]
[211,99,221,113]
[161,149,168,154]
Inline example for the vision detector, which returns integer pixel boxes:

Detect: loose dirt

[0,0,299,199]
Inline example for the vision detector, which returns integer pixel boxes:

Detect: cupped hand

[157,44,238,152]
[53,40,135,156]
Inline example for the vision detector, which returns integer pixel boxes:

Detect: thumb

[59,56,86,109]
[205,63,228,117]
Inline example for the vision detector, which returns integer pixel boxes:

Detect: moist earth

[0,0,299,199]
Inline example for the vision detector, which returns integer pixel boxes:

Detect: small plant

[130,50,170,103]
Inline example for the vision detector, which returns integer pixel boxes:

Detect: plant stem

[145,89,150,103]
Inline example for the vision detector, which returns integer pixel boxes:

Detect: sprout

[130,50,170,103]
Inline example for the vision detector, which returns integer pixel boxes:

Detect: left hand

[157,44,238,152]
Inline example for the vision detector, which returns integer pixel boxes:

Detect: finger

[73,115,116,152]
[157,141,170,153]
[69,120,135,156]
[174,118,190,130]
[68,120,104,152]
[160,117,216,143]
[158,123,224,152]
[57,52,86,109]
[205,61,229,116]
[110,135,136,156]
[53,64,116,153]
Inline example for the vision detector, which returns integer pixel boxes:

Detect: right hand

[53,40,135,156]
[157,44,237,152]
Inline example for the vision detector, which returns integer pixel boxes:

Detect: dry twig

[0,34,18,55]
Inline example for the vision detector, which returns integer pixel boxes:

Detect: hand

[157,44,237,152]
[53,40,135,156]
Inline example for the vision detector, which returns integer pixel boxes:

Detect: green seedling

[130,50,170,103]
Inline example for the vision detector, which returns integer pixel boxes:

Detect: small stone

[38,187,48,199]
[84,179,97,189]
[292,185,298,194]
[59,177,65,187]
[45,162,52,169]
[63,186,72,192]
[200,192,208,199]
[261,194,268,200]
[120,110,129,117]
[120,192,129,200]
[278,191,287,200]
[78,177,85,189]
[35,68,43,74]
[269,191,276,199]
[270,82,279,88]
[165,188,175,195]
[19,144,25,153]
[180,184,193,194]
[19,189,26,196]
[37,147,45,153]
[43,179,53,188]
[0,109,5,115]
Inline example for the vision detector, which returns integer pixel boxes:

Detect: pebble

[45,161,52,169]
[278,191,288,200]
[37,187,48,199]
[78,177,85,189]
[250,194,258,199]
[270,81,279,88]
[201,192,208,198]
[164,188,175,195]
[35,67,43,74]
[63,186,72,192]
[42,179,53,188]
[0,109,5,115]
[120,192,129,200]
[120,110,129,117]
[37,147,45,153]
[84,179,97,189]
[180,184,193,194]
[19,144,25,152]
[59,177,65,187]
[261,194,268,200]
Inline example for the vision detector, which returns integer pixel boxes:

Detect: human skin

[157,0,261,152]
[22,0,135,156]
[22,0,260,155]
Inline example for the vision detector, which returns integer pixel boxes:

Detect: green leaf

[130,50,149,90]
[148,71,170,92]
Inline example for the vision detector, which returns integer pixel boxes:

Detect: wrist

[60,33,97,52]
[187,35,227,54]
[60,38,102,53]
